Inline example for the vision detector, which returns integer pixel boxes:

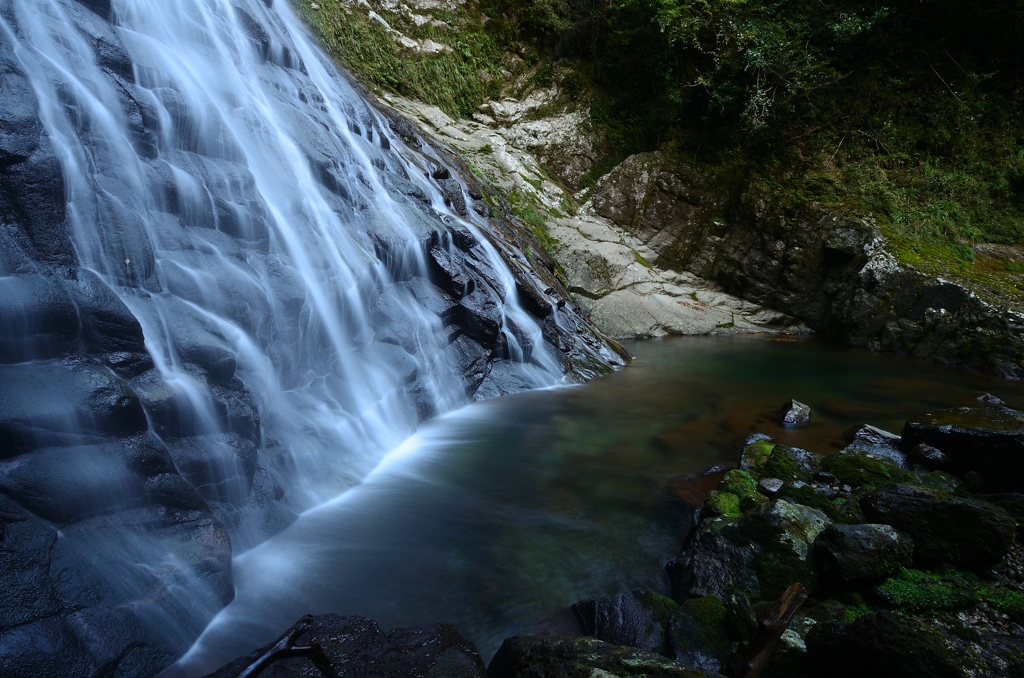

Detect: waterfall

[0,0,621,675]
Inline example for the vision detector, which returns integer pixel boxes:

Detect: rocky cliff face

[315,0,1024,376]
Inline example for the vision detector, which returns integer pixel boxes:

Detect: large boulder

[487,633,711,678]
[571,589,678,656]
[206,614,486,678]
[806,611,1023,678]
[666,596,733,673]
[901,407,1024,491]
[820,448,908,488]
[861,484,1015,570]
[667,517,761,602]
[813,523,913,585]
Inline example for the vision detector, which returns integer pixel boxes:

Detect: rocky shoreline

[204,397,1024,677]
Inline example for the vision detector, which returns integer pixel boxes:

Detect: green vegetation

[870,566,1024,624]
[296,0,1024,303]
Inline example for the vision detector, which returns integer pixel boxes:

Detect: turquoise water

[172,335,1024,674]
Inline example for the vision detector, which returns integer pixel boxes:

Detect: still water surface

[173,335,1024,674]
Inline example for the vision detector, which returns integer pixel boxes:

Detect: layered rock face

[0,1,622,675]
[584,151,1024,376]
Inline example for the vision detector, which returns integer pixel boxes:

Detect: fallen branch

[235,615,334,678]
[722,583,808,678]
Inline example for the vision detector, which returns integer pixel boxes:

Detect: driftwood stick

[235,615,334,678]
[723,583,808,678]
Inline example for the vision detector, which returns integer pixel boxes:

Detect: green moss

[740,436,776,475]
[721,470,758,499]
[778,482,839,519]
[739,492,769,512]
[763,446,821,483]
[870,567,978,614]
[915,470,960,495]
[633,250,652,268]
[980,588,1024,625]
[706,490,741,518]
[821,450,907,488]
[668,595,732,670]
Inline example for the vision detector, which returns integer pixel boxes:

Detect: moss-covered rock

[814,523,913,586]
[705,490,741,518]
[778,481,839,518]
[913,470,960,494]
[739,435,776,475]
[762,445,821,483]
[720,469,758,498]
[820,449,907,488]
[732,499,831,597]
[739,491,769,512]
[869,567,978,614]
[667,517,760,602]
[861,483,1016,571]
[982,493,1024,538]
[667,596,732,673]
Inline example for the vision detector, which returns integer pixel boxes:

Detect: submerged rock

[861,483,1015,570]
[487,633,711,678]
[814,523,913,585]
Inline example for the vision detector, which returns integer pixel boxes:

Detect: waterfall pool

[169,334,1024,674]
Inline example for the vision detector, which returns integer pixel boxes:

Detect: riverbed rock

[779,399,811,427]
[206,614,486,678]
[666,595,732,673]
[908,443,951,470]
[842,424,907,468]
[739,434,776,474]
[901,407,1024,491]
[861,483,1015,570]
[814,523,913,585]
[570,589,678,657]
[487,633,711,678]
[667,517,761,601]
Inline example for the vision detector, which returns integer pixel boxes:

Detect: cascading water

[0,0,621,675]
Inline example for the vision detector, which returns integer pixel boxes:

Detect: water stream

[169,335,1024,674]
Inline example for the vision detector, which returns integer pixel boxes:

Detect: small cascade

[0,0,621,675]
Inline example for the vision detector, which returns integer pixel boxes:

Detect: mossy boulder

[667,596,732,673]
[732,499,831,597]
[739,434,776,475]
[778,481,839,518]
[869,567,977,614]
[720,469,758,498]
[487,633,713,678]
[571,590,679,657]
[913,470,960,494]
[820,449,907,488]
[739,491,769,512]
[814,523,913,585]
[861,484,1016,571]
[805,611,991,678]
[983,493,1024,538]
[901,406,1024,492]
[705,490,741,518]
[762,445,821,483]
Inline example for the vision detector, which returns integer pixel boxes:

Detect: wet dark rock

[667,595,732,672]
[842,424,907,468]
[668,517,761,601]
[439,177,468,216]
[901,407,1024,491]
[487,633,710,678]
[206,614,485,678]
[778,481,838,518]
[976,392,1007,406]
[908,443,951,470]
[861,483,1015,570]
[571,589,678,656]
[982,493,1024,538]
[814,523,913,585]
[805,611,1018,678]
[779,399,811,426]
[73,0,111,17]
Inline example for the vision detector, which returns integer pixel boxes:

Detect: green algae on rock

[820,449,908,488]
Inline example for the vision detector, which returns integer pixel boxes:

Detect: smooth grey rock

[780,399,811,426]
